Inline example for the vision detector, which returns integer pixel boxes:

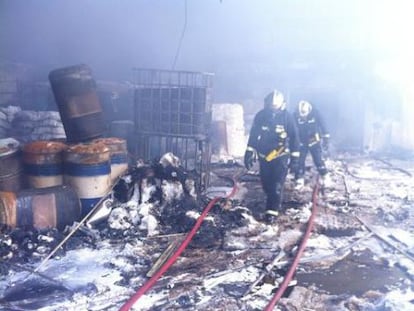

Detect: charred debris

[0,64,413,310]
[1,150,414,310]
[0,154,245,264]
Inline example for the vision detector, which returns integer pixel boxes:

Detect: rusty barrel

[93,137,128,182]
[0,138,23,192]
[64,142,111,217]
[23,141,67,188]
[49,64,105,143]
[0,185,81,230]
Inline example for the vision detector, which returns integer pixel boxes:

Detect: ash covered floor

[1,153,414,311]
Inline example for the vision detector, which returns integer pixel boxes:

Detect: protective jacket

[247,108,300,161]
[294,108,329,147]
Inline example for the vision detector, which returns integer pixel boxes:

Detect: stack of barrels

[0,64,129,230]
[0,137,79,231]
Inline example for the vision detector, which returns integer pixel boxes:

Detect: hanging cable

[172,0,188,70]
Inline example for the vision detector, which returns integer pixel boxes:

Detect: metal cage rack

[132,68,214,189]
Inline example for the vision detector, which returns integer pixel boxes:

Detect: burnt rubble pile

[0,227,64,268]
[159,202,250,249]
[0,153,414,310]
[0,224,103,274]
[0,157,249,273]
[102,160,250,248]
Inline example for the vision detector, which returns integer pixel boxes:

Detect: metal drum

[0,138,22,192]
[23,141,67,188]
[93,137,128,182]
[64,142,111,217]
[0,185,81,230]
[49,64,105,143]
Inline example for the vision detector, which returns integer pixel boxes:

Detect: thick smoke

[1,0,413,150]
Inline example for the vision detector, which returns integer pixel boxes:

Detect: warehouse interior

[0,1,414,310]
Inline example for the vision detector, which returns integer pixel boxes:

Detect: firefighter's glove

[289,152,300,174]
[244,148,256,170]
[322,137,329,152]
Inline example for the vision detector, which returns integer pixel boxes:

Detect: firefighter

[293,100,329,188]
[244,90,300,223]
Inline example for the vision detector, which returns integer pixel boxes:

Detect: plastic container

[93,137,128,182]
[64,142,111,217]
[23,140,67,188]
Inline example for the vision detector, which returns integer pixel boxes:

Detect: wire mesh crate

[133,68,213,138]
[132,68,214,189]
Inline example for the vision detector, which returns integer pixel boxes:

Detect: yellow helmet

[264,90,285,110]
[298,100,312,117]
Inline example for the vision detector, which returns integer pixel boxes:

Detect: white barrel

[64,142,111,217]
[22,141,67,188]
[93,137,128,182]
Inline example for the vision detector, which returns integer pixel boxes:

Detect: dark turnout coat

[247,107,300,160]
[294,108,329,147]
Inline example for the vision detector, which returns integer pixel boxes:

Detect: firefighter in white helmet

[293,100,330,187]
[244,90,300,223]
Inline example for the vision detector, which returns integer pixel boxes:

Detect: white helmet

[298,100,312,117]
[264,90,285,110]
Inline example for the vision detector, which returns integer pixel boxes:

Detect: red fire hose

[264,177,320,311]
[119,179,238,311]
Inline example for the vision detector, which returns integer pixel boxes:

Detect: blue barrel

[23,141,67,188]
[93,137,128,182]
[0,186,81,230]
[63,142,111,217]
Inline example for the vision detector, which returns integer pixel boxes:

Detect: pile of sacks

[10,110,66,143]
[0,106,21,139]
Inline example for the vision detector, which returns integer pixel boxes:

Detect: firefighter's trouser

[259,154,289,212]
[295,142,327,179]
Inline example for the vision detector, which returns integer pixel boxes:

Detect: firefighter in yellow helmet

[244,90,300,223]
[293,100,330,187]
